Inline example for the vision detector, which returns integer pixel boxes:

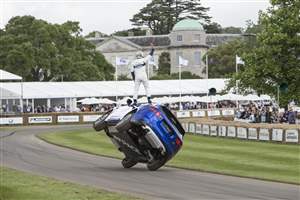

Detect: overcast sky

[0,0,270,35]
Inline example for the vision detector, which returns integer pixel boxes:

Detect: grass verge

[0,167,140,200]
[38,129,300,184]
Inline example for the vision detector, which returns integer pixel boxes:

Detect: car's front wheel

[121,158,138,168]
[93,110,112,131]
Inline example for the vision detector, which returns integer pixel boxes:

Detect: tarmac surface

[1,125,299,200]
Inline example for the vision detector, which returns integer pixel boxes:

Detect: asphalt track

[1,125,299,200]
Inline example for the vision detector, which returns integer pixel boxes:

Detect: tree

[204,39,248,78]
[157,52,171,75]
[130,0,210,35]
[228,0,300,105]
[113,28,146,37]
[222,26,243,34]
[244,19,262,34]
[203,22,222,33]
[0,16,114,81]
[84,31,108,38]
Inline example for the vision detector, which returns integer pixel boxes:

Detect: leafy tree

[130,0,210,35]
[228,0,300,105]
[222,26,243,34]
[157,52,171,75]
[203,22,222,33]
[244,19,262,34]
[204,39,249,78]
[113,28,146,36]
[0,16,114,81]
[84,31,108,38]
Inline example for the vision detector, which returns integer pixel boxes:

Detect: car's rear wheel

[121,158,138,168]
[146,156,168,171]
[93,110,112,131]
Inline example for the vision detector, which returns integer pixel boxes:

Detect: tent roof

[0,69,22,81]
[0,79,228,99]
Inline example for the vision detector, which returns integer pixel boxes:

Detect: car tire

[115,113,133,132]
[93,110,112,131]
[146,157,168,171]
[121,158,138,168]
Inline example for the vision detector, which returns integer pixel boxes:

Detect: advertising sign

[188,123,196,133]
[195,124,202,134]
[0,117,23,125]
[57,115,79,123]
[285,129,299,143]
[248,128,258,140]
[202,124,209,135]
[218,126,226,136]
[28,116,52,124]
[192,111,206,117]
[237,127,247,139]
[176,111,190,118]
[83,115,102,122]
[259,128,270,141]
[222,109,235,116]
[272,129,283,141]
[207,110,220,117]
[210,125,217,136]
[227,126,236,137]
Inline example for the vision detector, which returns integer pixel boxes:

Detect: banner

[237,127,247,139]
[192,111,206,117]
[218,126,226,136]
[28,116,52,124]
[202,124,209,135]
[57,115,79,123]
[83,115,102,122]
[207,110,220,117]
[0,117,23,125]
[248,128,258,140]
[176,111,190,118]
[259,129,270,141]
[227,126,236,137]
[195,124,202,134]
[285,129,299,143]
[210,125,217,136]
[222,109,235,116]
[272,129,283,141]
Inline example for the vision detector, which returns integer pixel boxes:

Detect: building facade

[87,19,243,78]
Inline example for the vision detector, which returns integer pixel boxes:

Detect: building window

[194,34,201,42]
[176,52,183,66]
[194,51,201,66]
[177,35,183,41]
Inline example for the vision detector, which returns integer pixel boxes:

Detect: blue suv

[94,104,185,171]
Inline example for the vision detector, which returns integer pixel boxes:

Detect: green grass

[0,167,140,200]
[38,129,300,184]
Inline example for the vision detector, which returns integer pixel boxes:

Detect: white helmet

[136,51,144,58]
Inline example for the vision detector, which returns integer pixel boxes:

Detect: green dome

[172,19,204,31]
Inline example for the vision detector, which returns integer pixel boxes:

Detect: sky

[0,0,270,35]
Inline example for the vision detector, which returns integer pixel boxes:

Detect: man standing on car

[130,43,157,105]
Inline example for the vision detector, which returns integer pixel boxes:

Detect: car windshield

[161,106,185,136]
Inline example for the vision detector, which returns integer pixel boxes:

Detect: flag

[148,56,155,65]
[236,55,245,65]
[179,56,188,67]
[116,57,129,65]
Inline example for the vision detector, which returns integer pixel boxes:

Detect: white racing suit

[130,49,156,103]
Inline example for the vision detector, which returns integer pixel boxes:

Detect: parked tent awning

[0,69,22,81]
